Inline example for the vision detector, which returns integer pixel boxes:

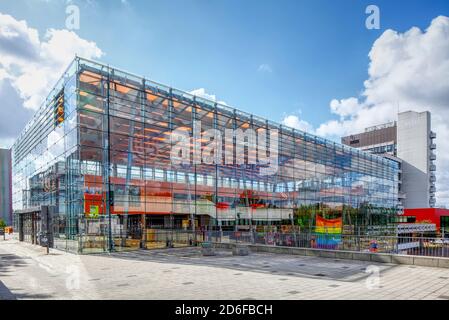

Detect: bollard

[201,242,216,256]
[232,244,250,256]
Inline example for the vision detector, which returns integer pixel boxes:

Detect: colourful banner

[315,215,342,234]
[313,215,342,249]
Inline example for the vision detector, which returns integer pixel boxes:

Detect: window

[407,216,416,223]
[155,168,164,181]
[176,172,185,183]
[441,216,449,231]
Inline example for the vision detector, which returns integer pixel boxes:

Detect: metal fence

[51,224,449,257]
[202,231,449,258]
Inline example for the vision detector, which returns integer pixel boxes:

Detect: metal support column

[122,78,140,246]
[104,67,113,252]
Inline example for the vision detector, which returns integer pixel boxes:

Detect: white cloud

[311,15,449,207]
[189,88,227,105]
[0,12,104,148]
[189,88,217,101]
[0,13,40,64]
[258,63,272,73]
[0,78,34,140]
[329,97,360,119]
[281,114,314,133]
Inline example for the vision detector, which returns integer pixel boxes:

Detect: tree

[0,218,6,229]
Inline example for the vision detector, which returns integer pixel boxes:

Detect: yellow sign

[89,205,99,218]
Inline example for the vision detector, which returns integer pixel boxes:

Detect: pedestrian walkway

[1,239,449,300]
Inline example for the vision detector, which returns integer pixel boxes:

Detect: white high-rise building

[397,111,436,208]
[342,110,436,209]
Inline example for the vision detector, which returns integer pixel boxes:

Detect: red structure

[403,208,449,232]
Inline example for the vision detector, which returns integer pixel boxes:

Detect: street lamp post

[290,213,297,247]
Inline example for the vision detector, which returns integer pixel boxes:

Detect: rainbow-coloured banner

[313,215,342,249]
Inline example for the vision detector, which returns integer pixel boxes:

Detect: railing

[53,225,449,257]
[201,231,449,258]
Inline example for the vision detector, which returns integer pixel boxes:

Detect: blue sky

[1,0,447,127]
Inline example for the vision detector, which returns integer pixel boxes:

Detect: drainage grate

[279,278,288,281]
[438,295,449,300]
[439,277,449,280]
[182,282,194,285]
[314,273,326,277]
[329,284,340,288]
[234,273,242,276]
[298,264,305,267]
[117,283,129,287]
[288,290,300,295]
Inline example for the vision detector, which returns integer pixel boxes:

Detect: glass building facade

[12,57,399,253]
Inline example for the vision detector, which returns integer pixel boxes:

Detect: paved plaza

[1,238,449,300]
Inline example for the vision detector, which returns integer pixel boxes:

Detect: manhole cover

[438,295,449,300]
[329,284,340,288]
[314,273,326,277]
[279,278,288,281]
[117,283,129,287]
[183,282,194,285]
[234,273,242,276]
[439,277,449,279]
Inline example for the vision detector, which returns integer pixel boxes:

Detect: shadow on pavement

[0,253,29,275]
[0,281,16,300]
[14,292,54,299]
[100,247,398,282]
[0,280,54,300]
